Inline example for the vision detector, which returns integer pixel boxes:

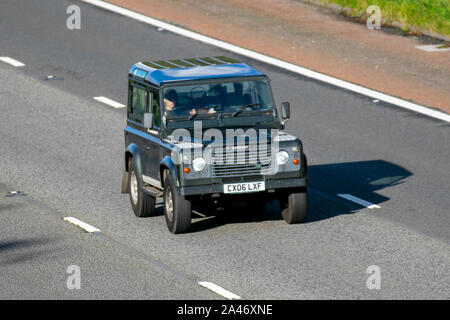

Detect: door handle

[144,145,152,150]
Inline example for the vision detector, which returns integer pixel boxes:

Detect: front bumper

[179,177,308,196]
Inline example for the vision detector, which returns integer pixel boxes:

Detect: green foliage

[324,0,450,35]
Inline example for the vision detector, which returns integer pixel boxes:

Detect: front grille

[210,145,272,177]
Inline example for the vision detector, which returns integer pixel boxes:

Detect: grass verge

[320,0,449,36]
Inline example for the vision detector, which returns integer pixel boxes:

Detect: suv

[121,56,308,233]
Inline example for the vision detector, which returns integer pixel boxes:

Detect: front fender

[125,143,145,174]
[160,155,180,188]
[121,143,145,193]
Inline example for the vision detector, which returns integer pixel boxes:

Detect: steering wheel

[190,86,206,100]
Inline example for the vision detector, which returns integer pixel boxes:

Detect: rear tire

[280,190,308,224]
[163,174,191,234]
[128,159,156,218]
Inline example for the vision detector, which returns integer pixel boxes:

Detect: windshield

[162,79,274,118]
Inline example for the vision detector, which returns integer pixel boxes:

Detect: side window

[130,86,147,122]
[151,90,161,129]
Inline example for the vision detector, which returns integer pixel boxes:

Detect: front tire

[128,159,156,218]
[280,189,308,224]
[163,174,191,234]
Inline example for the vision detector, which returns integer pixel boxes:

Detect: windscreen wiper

[231,103,261,117]
[187,112,197,120]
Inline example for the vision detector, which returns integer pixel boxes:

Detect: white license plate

[223,181,265,194]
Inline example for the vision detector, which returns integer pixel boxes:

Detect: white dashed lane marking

[337,194,381,209]
[93,96,126,108]
[198,281,242,300]
[63,217,101,233]
[0,56,25,67]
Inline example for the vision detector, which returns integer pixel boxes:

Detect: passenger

[229,82,246,106]
[209,84,227,106]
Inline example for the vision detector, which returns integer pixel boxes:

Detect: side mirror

[143,112,154,129]
[281,102,291,120]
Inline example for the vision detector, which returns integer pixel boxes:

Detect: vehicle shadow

[192,200,282,228]
[0,238,59,267]
[0,202,24,213]
[188,159,412,232]
[306,159,412,222]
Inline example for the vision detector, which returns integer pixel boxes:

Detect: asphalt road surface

[0,0,449,299]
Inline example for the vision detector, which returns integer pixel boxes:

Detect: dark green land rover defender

[121,56,308,233]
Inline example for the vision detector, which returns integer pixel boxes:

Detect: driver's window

[151,90,161,129]
[130,85,147,123]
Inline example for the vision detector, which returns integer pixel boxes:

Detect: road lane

[1,57,449,299]
[0,0,449,299]
[0,184,217,299]
[1,0,448,240]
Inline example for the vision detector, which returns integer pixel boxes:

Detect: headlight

[276,151,289,165]
[192,157,206,172]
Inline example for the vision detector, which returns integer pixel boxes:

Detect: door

[143,88,162,187]
[127,83,151,179]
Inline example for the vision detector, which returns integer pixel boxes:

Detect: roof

[128,56,265,86]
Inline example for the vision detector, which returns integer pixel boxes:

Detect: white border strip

[64,217,101,233]
[0,56,25,67]
[199,281,241,300]
[337,194,381,209]
[93,96,125,108]
[415,45,450,52]
[82,0,450,123]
